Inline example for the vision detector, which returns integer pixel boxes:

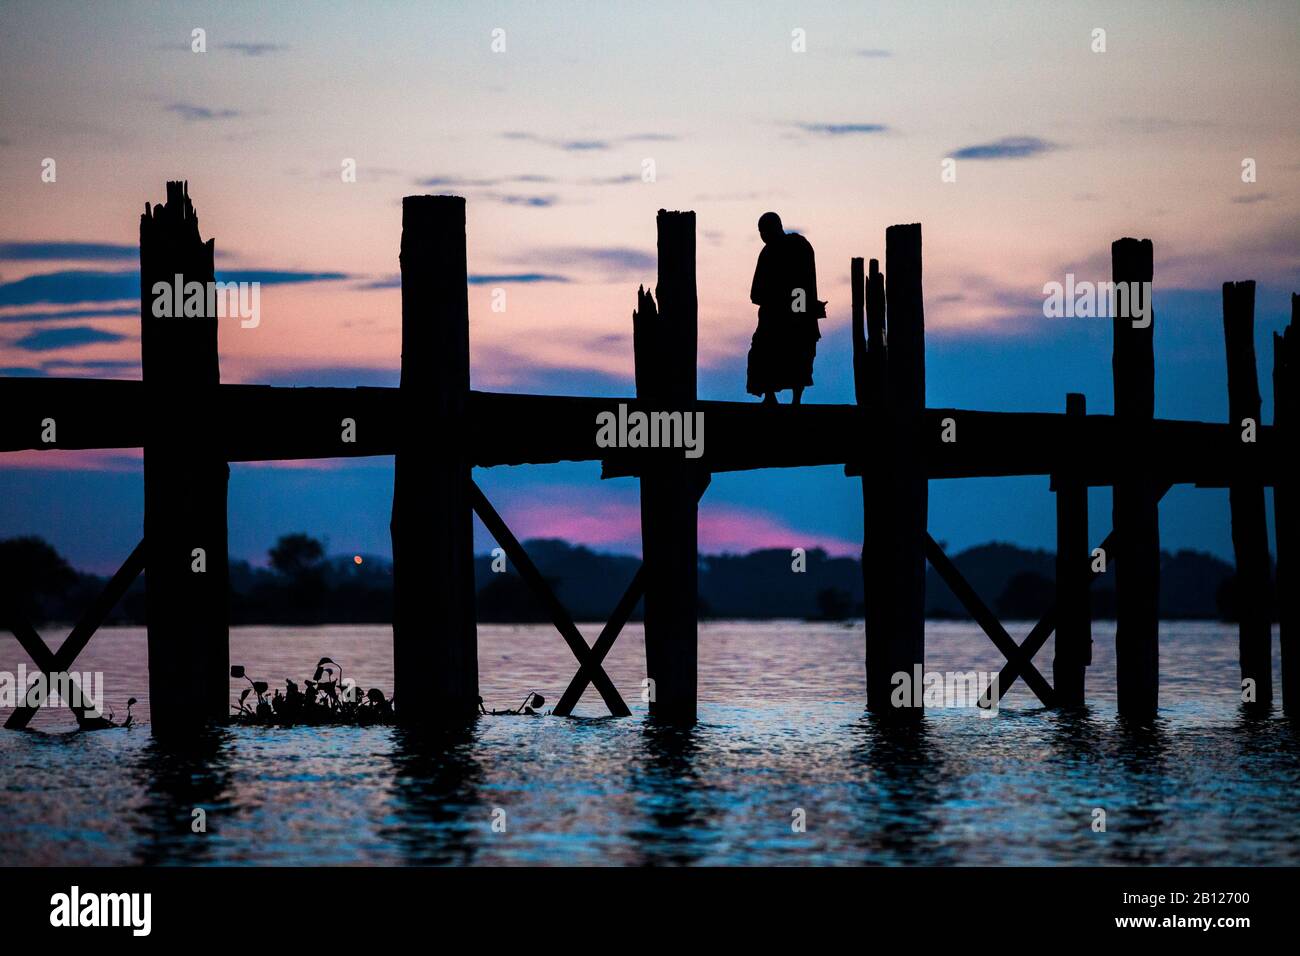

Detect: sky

[1,0,1297,573]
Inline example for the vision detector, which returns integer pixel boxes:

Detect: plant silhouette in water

[479,691,547,716]
[77,697,136,730]
[230,658,394,726]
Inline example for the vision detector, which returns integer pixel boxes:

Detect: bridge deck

[0,376,1275,485]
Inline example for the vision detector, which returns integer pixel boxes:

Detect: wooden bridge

[1,181,1295,734]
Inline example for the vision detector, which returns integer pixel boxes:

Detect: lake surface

[2,621,1297,865]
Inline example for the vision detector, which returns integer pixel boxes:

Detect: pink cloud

[0,447,141,471]
[699,508,859,556]
[477,484,858,556]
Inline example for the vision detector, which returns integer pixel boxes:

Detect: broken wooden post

[851,257,866,406]
[1223,280,1273,709]
[391,195,479,723]
[635,209,699,723]
[1111,237,1160,720]
[140,181,230,733]
[865,258,887,408]
[1053,392,1091,707]
[1275,295,1298,714]
[864,226,926,718]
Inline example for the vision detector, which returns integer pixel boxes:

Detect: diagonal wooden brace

[986,482,1171,704]
[468,481,631,717]
[551,566,646,717]
[4,539,145,729]
[925,533,1057,707]
[2,615,94,725]
[554,471,711,717]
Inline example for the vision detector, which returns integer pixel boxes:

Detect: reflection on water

[384,726,485,865]
[1,621,1298,865]
[626,723,713,866]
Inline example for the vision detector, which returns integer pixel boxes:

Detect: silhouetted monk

[747,212,824,404]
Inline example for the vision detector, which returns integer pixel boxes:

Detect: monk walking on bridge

[747,211,825,405]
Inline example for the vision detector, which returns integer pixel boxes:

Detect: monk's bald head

[758,212,783,245]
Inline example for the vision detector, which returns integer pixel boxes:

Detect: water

[2,621,1297,865]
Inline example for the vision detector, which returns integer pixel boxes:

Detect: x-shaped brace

[3,540,145,730]
[469,472,710,718]
[469,481,632,716]
[924,533,1057,707]
[982,482,1173,706]
[552,471,710,717]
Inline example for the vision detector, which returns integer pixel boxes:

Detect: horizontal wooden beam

[0,376,1281,484]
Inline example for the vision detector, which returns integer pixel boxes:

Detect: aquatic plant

[230,659,394,726]
[479,691,546,716]
[76,696,136,731]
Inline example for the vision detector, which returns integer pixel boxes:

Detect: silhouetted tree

[476,573,553,622]
[266,533,328,623]
[269,533,325,580]
[0,535,78,624]
[814,586,853,621]
[996,571,1054,619]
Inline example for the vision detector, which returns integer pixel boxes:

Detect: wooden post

[1223,281,1273,709]
[1111,237,1160,720]
[856,256,890,709]
[636,209,699,723]
[391,195,478,723]
[865,258,887,408]
[863,225,926,717]
[1275,295,1298,714]
[851,257,866,407]
[140,181,230,733]
[1053,392,1091,707]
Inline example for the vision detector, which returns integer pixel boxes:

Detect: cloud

[252,364,399,388]
[856,48,892,57]
[0,270,137,306]
[0,241,135,261]
[577,174,643,186]
[417,174,555,188]
[354,272,570,291]
[418,171,647,194]
[481,487,858,556]
[485,192,560,207]
[352,276,401,290]
[795,122,888,136]
[4,358,141,377]
[41,358,138,373]
[1230,192,1270,204]
[221,41,287,57]
[0,269,349,306]
[216,269,349,285]
[12,326,127,352]
[0,306,136,324]
[502,131,677,152]
[468,273,569,285]
[166,102,241,121]
[503,131,608,151]
[510,246,655,279]
[949,136,1056,160]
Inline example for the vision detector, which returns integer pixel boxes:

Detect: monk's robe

[746,232,825,395]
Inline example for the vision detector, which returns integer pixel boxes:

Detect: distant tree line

[0,533,1269,627]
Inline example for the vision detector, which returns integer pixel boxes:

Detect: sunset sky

[2,0,1297,572]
